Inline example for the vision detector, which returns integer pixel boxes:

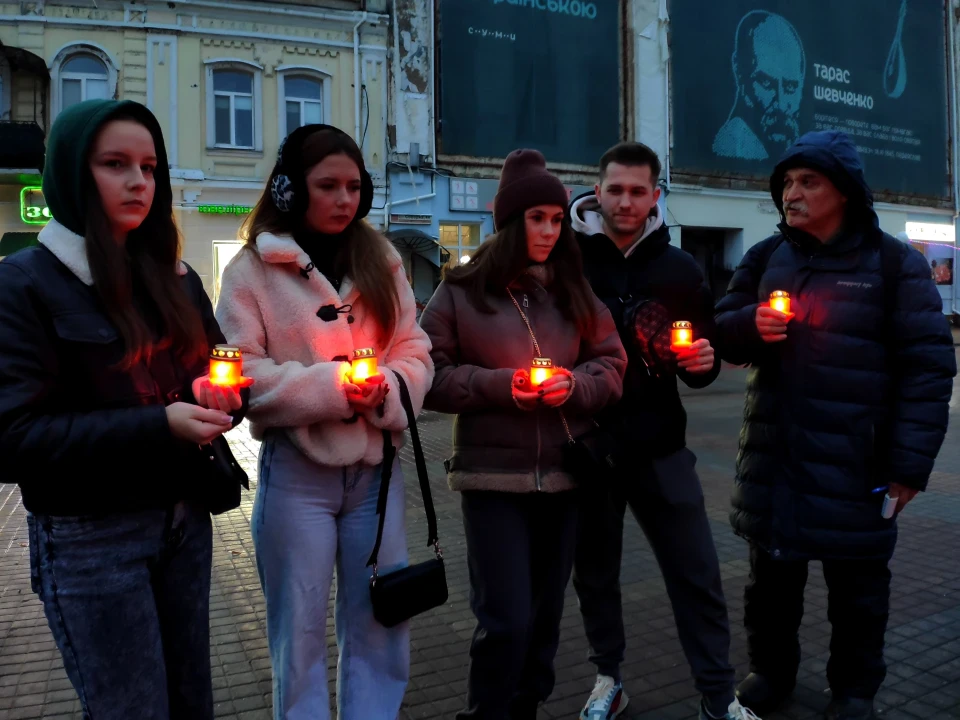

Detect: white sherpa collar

[38,218,188,286]
[253,231,402,297]
[255,232,313,269]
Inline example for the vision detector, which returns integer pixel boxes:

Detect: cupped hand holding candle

[344,347,389,410]
[755,290,795,343]
[350,348,383,384]
[512,362,573,409]
[195,345,254,414]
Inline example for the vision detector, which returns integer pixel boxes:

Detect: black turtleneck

[294,230,349,291]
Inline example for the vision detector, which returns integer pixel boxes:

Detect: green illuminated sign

[198,204,253,215]
[20,186,51,225]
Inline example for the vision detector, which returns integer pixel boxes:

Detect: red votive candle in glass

[770,290,791,315]
[530,357,554,387]
[351,348,378,382]
[671,321,693,348]
[209,345,245,387]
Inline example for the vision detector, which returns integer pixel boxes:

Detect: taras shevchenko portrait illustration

[713,10,807,161]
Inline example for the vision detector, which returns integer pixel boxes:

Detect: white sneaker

[580,675,628,720]
[699,698,763,720]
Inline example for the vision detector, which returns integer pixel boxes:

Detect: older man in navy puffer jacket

[715,130,957,720]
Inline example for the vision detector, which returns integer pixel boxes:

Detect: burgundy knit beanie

[493,149,569,231]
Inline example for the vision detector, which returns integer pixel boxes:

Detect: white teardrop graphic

[884,0,908,99]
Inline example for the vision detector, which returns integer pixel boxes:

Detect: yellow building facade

[0,0,390,301]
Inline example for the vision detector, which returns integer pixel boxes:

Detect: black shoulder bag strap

[366,373,439,569]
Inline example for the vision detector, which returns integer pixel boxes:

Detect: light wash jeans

[253,430,410,720]
[28,503,214,720]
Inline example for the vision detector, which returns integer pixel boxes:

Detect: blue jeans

[253,431,410,720]
[28,502,214,720]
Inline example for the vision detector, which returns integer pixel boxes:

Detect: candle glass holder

[770,290,791,315]
[671,321,693,348]
[210,345,244,387]
[530,357,554,387]
[351,348,378,382]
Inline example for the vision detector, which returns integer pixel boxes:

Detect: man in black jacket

[572,143,753,720]
[715,130,957,720]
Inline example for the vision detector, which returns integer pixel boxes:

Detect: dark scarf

[294,229,349,292]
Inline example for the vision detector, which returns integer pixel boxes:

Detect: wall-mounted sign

[198,205,253,215]
[390,214,433,225]
[20,186,51,225]
[905,221,955,244]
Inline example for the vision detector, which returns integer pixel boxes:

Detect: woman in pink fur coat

[216,125,434,720]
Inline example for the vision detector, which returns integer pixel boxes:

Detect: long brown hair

[84,115,206,370]
[241,131,399,345]
[443,216,598,337]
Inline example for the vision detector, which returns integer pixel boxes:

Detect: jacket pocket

[52,314,119,344]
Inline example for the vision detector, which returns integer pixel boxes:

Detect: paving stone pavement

[3,363,960,719]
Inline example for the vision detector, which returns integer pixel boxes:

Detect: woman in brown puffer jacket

[419,149,627,720]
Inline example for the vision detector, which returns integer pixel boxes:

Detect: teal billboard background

[439,0,621,166]
[670,0,950,199]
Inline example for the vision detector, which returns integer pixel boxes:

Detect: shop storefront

[899,219,959,318]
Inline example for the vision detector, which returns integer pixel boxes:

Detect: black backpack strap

[755,234,785,279]
[879,233,905,322]
[366,373,439,569]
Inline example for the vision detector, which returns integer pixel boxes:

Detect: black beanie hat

[493,149,569,231]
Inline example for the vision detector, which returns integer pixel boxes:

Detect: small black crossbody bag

[367,374,448,628]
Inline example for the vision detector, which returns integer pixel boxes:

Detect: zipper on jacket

[523,293,530,308]
[534,413,543,491]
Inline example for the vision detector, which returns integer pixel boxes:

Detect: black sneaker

[824,697,876,720]
[735,673,795,715]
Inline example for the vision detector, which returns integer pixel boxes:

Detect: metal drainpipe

[354,12,368,144]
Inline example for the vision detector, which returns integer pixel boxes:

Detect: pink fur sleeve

[216,253,354,428]
[363,264,435,432]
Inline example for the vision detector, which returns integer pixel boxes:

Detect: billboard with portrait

[670,0,951,200]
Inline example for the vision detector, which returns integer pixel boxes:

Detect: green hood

[42,99,172,237]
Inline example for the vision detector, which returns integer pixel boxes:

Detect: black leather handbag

[559,415,619,482]
[368,374,448,628]
[201,436,249,515]
[148,351,249,515]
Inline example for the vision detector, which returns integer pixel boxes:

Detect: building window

[205,60,263,151]
[278,68,332,139]
[284,76,323,133]
[50,44,118,119]
[213,70,253,147]
[60,54,109,110]
[439,223,481,264]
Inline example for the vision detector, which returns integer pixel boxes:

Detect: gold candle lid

[211,344,242,360]
[354,348,376,359]
[770,290,790,299]
[531,357,553,368]
[672,321,692,329]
